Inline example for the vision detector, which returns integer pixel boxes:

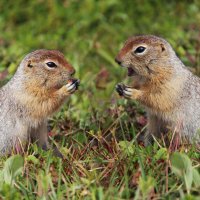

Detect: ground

[0,1,200,199]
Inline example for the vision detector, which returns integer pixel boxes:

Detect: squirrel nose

[70,69,76,76]
[115,57,122,65]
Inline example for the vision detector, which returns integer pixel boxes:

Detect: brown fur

[115,35,192,145]
[14,50,76,120]
[0,49,78,157]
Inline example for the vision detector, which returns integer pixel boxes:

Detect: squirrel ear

[160,43,166,52]
[27,60,33,68]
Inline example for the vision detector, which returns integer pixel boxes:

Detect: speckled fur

[0,49,77,156]
[116,35,200,144]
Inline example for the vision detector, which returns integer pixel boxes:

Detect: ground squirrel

[115,35,200,145]
[0,49,79,157]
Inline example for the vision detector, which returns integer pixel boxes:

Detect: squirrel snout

[115,57,122,65]
[70,69,76,76]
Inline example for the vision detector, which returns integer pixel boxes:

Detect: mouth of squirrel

[55,78,80,90]
[127,67,137,76]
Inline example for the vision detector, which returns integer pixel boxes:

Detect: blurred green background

[0,1,200,199]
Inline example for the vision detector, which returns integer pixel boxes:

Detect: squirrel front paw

[116,83,132,98]
[116,83,142,100]
[65,79,80,94]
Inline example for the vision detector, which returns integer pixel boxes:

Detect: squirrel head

[115,35,175,78]
[19,49,76,90]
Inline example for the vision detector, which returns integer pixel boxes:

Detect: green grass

[0,0,200,199]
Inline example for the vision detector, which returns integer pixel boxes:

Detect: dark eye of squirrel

[134,46,146,54]
[46,62,57,68]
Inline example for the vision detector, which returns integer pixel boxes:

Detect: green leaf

[73,132,88,144]
[171,152,193,193]
[139,176,155,197]
[154,147,167,160]
[119,141,135,155]
[7,63,17,75]
[192,168,200,188]
[2,155,24,185]
[26,155,39,165]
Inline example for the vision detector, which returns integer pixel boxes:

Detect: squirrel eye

[46,62,57,68]
[134,46,146,54]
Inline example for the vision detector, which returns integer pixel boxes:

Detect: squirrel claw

[73,79,80,90]
[123,87,132,98]
[66,79,80,93]
[116,83,125,96]
[116,83,133,98]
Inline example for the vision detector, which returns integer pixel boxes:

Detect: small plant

[0,155,24,199]
[171,152,200,195]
